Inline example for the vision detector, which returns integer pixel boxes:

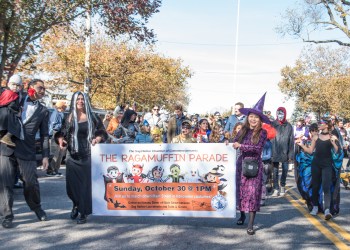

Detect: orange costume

[106,117,119,135]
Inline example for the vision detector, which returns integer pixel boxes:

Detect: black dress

[55,113,107,216]
[66,121,92,215]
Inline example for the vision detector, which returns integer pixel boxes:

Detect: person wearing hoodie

[134,120,153,143]
[270,107,294,197]
[113,109,139,143]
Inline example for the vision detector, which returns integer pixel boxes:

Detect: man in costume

[271,107,294,197]
[0,79,49,228]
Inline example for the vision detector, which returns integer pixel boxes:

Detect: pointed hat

[239,92,271,124]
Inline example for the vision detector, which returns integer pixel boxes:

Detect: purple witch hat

[239,92,271,124]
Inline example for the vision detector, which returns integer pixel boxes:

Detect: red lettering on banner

[188,154,229,162]
[189,154,195,161]
[100,154,118,162]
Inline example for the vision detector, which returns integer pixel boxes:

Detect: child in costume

[0,75,23,147]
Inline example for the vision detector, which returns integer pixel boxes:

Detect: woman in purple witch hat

[233,93,270,235]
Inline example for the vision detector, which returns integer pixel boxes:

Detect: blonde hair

[209,124,221,143]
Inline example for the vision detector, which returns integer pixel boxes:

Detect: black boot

[77,214,87,224]
[70,206,78,220]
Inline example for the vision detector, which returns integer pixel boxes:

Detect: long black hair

[121,109,137,128]
[68,91,97,152]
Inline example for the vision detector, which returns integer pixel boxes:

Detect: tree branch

[340,0,350,6]
[332,0,349,29]
[304,38,350,46]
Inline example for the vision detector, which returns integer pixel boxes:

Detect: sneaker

[13,182,23,189]
[271,189,279,197]
[46,172,57,177]
[54,172,63,177]
[260,199,266,206]
[325,209,332,220]
[46,171,63,177]
[34,209,47,221]
[310,206,318,216]
[2,218,13,229]
[280,187,286,194]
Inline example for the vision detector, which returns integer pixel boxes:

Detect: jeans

[48,140,66,173]
[273,161,289,190]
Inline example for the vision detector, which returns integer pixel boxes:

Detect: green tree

[276,0,350,47]
[279,45,350,117]
[289,104,307,124]
[0,0,161,81]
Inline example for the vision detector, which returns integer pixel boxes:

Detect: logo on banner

[211,194,227,211]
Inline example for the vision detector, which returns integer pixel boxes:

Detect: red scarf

[0,89,18,106]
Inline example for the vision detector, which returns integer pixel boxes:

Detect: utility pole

[84,2,92,94]
[233,0,240,103]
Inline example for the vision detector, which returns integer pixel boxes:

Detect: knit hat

[8,74,22,85]
[143,120,150,126]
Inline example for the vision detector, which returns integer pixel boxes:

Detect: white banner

[91,143,236,218]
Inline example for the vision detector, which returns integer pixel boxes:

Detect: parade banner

[91,143,236,218]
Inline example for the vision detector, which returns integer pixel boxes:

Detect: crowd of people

[0,77,346,237]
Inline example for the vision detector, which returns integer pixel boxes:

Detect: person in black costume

[296,120,339,220]
[0,79,49,229]
[55,91,107,224]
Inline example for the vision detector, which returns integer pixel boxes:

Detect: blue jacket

[262,140,272,161]
[48,109,64,136]
[224,114,246,134]
[134,132,153,143]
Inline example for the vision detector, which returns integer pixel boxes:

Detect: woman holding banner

[55,91,107,224]
[232,93,269,235]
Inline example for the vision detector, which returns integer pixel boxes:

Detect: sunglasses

[36,86,46,91]
[153,108,159,111]
[182,126,191,130]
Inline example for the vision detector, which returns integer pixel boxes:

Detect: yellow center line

[284,193,349,249]
[287,187,350,244]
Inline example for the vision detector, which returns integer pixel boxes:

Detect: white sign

[91,143,236,218]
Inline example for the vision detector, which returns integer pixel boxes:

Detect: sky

[148,0,306,117]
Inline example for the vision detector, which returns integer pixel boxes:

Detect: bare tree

[276,0,350,47]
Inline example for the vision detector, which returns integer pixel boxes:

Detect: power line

[200,71,280,75]
[158,36,348,47]
[158,40,302,47]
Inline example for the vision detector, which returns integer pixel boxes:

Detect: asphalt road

[1,164,350,250]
